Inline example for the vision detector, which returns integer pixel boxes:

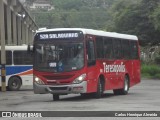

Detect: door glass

[87,40,96,66]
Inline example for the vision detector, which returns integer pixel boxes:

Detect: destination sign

[39,33,79,40]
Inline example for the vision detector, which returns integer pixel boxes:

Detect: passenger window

[130,41,139,59]
[13,51,33,65]
[96,36,104,59]
[0,51,12,65]
[121,40,131,59]
[104,37,114,59]
[113,39,122,59]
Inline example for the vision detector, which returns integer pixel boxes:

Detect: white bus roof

[0,45,28,51]
[36,28,138,40]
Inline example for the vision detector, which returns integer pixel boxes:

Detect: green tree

[110,0,160,46]
[151,4,160,31]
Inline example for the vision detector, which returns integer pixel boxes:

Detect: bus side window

[104,37,114,59]
[130,41,139,59]
[113,38,122,59]
[96,36,104,59]
[87,40,96,66]
[0,51,12,65]
[13,51,33,65]
[121,40,131,59]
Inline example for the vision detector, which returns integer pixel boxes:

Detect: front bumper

[33,81,87,94]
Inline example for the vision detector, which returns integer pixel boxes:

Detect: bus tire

[113,75,129,95]
[81,93,89,98]
[94,79,104,98]
[8,76,22,91]
[53,94,60,101]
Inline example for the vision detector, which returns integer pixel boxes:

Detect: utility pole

[0,0,6,91]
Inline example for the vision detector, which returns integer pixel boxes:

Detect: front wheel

[94,79,104,98]
[113,75,129,95]
[80,93,88,97]
[8,77,22,91]
[52,94,60,101]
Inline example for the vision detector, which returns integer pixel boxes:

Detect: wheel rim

[124,78,128,91]
[12,81,18,88]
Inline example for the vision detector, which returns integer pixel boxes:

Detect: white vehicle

[0,45,33,90]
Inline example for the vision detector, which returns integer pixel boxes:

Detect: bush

[154,74,160,79]
[155,56,160,65]
[141,64,160,79]
[141,73,151,79]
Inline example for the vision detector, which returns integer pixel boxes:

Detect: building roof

[34,0,51,4]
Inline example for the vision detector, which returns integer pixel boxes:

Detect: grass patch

[141,64,160,79]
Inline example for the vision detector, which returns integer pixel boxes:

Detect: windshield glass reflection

[34,42,84,72]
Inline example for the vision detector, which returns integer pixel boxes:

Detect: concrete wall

[0,0,38,46]
[0,0,38,91]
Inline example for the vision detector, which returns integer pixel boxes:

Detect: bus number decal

[49,62,57,67]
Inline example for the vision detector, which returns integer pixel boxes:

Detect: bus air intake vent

[49,87,68,91]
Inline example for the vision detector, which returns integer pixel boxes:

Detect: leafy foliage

[141,64,160,79]
[29,0,160,46]
[31,0,115,30]
[151,4,160,31]
[110,0,160,46]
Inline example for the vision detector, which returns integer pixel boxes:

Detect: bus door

[86,37,97,92]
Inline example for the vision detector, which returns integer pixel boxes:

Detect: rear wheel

[94,79,104,98]
[52,94,60,101]
[8,77,22,91]
[113,75,129,95]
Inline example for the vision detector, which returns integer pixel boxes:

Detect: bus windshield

[34,42,84,72]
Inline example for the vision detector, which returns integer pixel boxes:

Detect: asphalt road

[0,79,160,119]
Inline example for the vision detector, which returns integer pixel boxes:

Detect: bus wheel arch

[8,76,22,91]
[94,74,105,98]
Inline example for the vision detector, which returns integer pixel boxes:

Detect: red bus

[29,28,140,101]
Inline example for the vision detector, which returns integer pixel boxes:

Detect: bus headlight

[72,74,86,84]
[34,76,45,85]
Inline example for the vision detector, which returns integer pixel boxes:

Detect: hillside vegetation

[29,0,160,46]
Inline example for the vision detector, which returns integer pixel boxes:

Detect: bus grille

[47,81,70,85]
[43,75,74,80]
